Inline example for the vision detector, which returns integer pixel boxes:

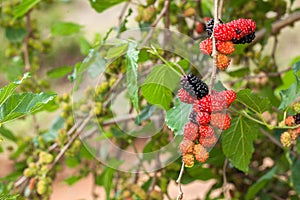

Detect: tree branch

[251,11,300,46]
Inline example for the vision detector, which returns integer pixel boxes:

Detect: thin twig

[226,67,291,85]
[208,0,219,93]
[118,1,130,25]
[218,0,224,19]
[222,159,231,200]
[14,116,90,188]
[202,71,211,81]
[271,35,279,70]
[176,162,185,200]
[251,11,300,46]
[103,74,124,107]
[48,115,91,171]
[48,118,84,151]
[173,62,186,76]
[260,128,283,148]
[32,115,39,135]
[24,12,32,71]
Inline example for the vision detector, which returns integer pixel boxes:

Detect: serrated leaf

[51,22,82,36]
[141,65,181,110]
[126,42,140,120]
[5,27,27,43]
[0,92,56,124]
[89,0,126,13]
[222,116,258,173]
[245,166,277,200]
[0,126,16,142]
[47,66,73,79]
[292,158,300,194]
[278,61,300,110]
[236,89,271,114]
[13,0,40,18]
[107,43,128,59]
[0,73,30,107]
[165,99,193,135]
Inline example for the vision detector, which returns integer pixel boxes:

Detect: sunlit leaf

[51,22,82,36]
[13,0,40,18]
[0,73,30,107]
[141,64,181,110]
[0,92,56,124]
[89,0,126,13]
[47,66,73,79]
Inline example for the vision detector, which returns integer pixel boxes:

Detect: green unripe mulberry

[38,151,54,164]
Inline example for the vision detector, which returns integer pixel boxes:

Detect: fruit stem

[176,162,185,200]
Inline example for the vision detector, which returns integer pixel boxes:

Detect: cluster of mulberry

[178,73,236,167]
[200,18,256,70]
[280,113,300,147]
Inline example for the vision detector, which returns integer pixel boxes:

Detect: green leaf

[134,104,156,125]
[141,65,181,110]
[0,92,56,124]
[236,89,271,114]
[126,42,139,118]
[79,36,91,56]
[13,0,41,18]
[107,43,128,59]
[292,158,300,194]
[42,116,65,142]
[51,22,82,36]
[228,67,250,78]
[65,157,80,168]
[64,175,81,186]
[222,116,258,173]
[89,0,126,13]
[278,62,300,110]
[0,73,30,107]
[0,126,16,142]
[95,167,115,200]
[165,99,193,135]
[213,81,226,92]
[245,166,277,200]
[47,66,73,79]
[5,27,27,43]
